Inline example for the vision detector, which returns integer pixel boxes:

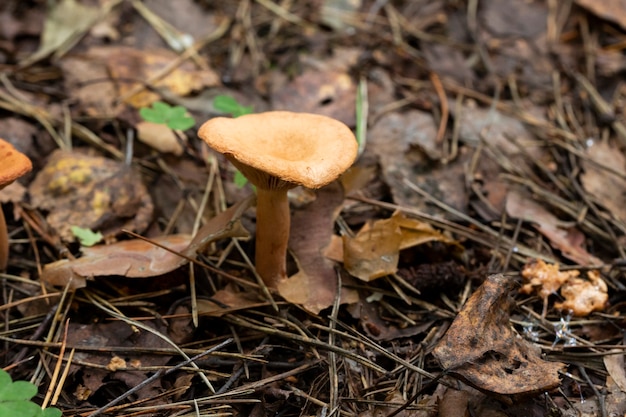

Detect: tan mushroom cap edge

[0,139,32,189]
[198,111,358,189]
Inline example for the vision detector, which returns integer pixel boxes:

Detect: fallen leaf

[604,352,626,394]
[580,140,626,227]
[41,196,253,288]
[343,212,456,282]
[29,150,153,242]
[60,45,220,116]
[278,182,358,314]
[271,48,358,126]
[66,320,173,404]
[505,189,602,266]
[19,0,105,66]
[433,274,565,396]
[575,0,626,30]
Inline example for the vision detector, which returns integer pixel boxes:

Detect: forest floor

[3,0,626,416]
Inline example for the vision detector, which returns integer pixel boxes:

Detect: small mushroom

[198,111,357,287]
[0,139,32,270]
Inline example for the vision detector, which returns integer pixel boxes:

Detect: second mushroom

[198,111,357,288]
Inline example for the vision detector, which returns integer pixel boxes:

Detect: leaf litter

[4,1,626,416]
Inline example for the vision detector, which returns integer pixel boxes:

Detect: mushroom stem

[0,208,8,271]
[255,188,290,287]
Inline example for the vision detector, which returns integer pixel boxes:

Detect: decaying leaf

[604,351,626,394]
[41,196,253,289]
[29,150,153,242]
[278,182,358,314]
[520,259,608,316]
[506,189,602,266]
[580,140,626,227]
[343,211,456,282]
[433,274,565,396]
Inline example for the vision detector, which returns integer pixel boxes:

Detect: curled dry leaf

[505,189,602,266]
[433,274,564,396]
[41,196,253,289]
[343,211,456,282]
[520,259,608,316]
[278,182,358,314]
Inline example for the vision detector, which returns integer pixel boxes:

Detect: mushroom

[198,111,357,287]
[0,139,32,270]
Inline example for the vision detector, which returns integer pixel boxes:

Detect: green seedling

[70,225,103,247]
[212,95,254,188]
[139,101,195,130]
[213,95,253,118]
[0,369,61,417]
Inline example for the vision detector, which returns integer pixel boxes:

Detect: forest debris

[41,196,253,288]
[343,211,455,281]
[136,120,185,155]
[433,274,564,396]
[554,270,608,316]
[604,352,626,394]
[520,260,608,316]
[519,259,578,300]
[271,48,359,126]
[575,0,626,30]
[19,0,113,67]
[505,189,602,266]
[61,45,220,116]
[197,286,266,317]
[29,150,153,242]
[580,140,626,227]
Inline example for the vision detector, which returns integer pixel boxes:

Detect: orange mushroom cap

[198,111,358,190]
[0,139,32,189]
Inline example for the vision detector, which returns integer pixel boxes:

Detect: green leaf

[233,170,249,188]
[70,226,103,247]
[37,407,63,417]
[0,370,61,417]
[213,95,253,118]
[139,101,195,130]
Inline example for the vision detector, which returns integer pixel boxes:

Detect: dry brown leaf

[41,197,253,289]
[278,182,358,313]
[604,352,626,394]
[61,45,220,115]
[580,140,626,227]
[433,274,565,396]
[271,48,358,125]
[505,189,602,266]
[343,212,455,282]
[575,0,626,30]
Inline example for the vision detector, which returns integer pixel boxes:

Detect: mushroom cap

[198,111,357,189]
[0,139,32,189]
